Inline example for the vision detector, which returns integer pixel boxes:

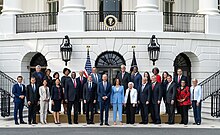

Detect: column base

[1,9,23,16]
[198,9,219,15]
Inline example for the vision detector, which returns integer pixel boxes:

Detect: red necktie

[74,79,77,88]
[178,76,181,83]
[81,77,83,84]
[152,84,155,90]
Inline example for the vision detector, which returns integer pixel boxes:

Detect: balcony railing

[85,11,136,31]
[163,12,205,33]
[16,12,58,33]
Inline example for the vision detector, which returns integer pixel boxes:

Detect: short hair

[192,78,198,83]
[43,79,47,83]
[177,68,182,71]
[45,69,51,73]
[36,65,41,69]
[114,78,121,86]
[167,74,172,78]
[53,72,59,78]
[121,65,126,68]
[17,76,23,80]
[128,82,134,87]
[72,71,76,74]
[144,71,151,82]
[55,78,60,83]
[152,67,159,74]
[30,77,36,80]
[63,68,71,74]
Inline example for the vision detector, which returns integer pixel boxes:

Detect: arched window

[0,0,3,14]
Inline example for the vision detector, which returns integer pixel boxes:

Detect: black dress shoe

[193,123,197,125]
[100,123,103,126]
[90,122,95,124]
[32,122,38,124]
[143,122,148,125]
[15,122,19,125]
[197,123,201,125]
[68,122,72,125]
[155,122,161,124]
[165,122,170,124]
[105,123,110,126]
[74,122,78,124]
[139,122,144,124]
[20,121,27,124]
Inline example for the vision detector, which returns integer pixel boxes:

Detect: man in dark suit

[138,77,151,124]
[91,67,102,114]
[150,75,162,124]
[117,65,130,114]
[26,77,39,125]
[12,76,27,125]
[65,71,79,124]
[174,68,188,114]
[76,70,87,114]
[165,75,177,124]
[83,75,97,124]
[97,74,112,126]
[131,66,142,114]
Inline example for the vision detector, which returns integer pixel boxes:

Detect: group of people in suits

[12,64,202,126]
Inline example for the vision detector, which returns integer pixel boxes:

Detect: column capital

[198,0,219,15]
[136,0,159,12]
[62,0,85,12]
[1,0,23,15]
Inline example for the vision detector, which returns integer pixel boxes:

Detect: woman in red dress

[152,67,161,83]
[177,80,191,125]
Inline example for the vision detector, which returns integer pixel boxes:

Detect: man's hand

[93,100,96,104]
[196,102,200,106]
[102,96,107,100]
[65,99,68,103]
[171,100,174,105]
[146,101,149,105]
[51,100,54,105]
[28,101,31,106]
[157,100,161,104]
[123,103,126,107]
[19,95,24,99]
[84,100,86,104]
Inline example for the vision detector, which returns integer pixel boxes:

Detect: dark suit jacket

[32,71,45,87]
[97,81,112,102]
[65,78,79,102]
[165,82,177,104]
[138,83,151,104]
[117,72,131,91]
[131,72,142,91]
[51,85,63,101]
[76,76,87,99]
[151,82,162,104]
[26,84,39,104]
[83,82,97,101]
[174,75,188,87]
[12,83,26,103]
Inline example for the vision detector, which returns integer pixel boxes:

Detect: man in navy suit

[65,71,79,124]
[91,67,102,114]
[76,70,87,114]
[12,76,27,125]
[97,74,112,126]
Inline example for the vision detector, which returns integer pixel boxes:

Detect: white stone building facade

[0,0,220,86]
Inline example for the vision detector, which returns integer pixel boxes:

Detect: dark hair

[162,71,169,81]
[177,68,182,71]
[152,67,159,74]
[167,74,172,78]
[17,76,23,80]
[45,69,51,73]
[63,68,71,74]
[43,79,47,83]
[114,78,121,86]
[55,78,60,82]
[72,71,76,74]
[53,72,60,78]
[143,71,151,83]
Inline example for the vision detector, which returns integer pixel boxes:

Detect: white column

[136,0,159,12]
[1,0,23,15]
[62,0,85,12]
[58,0,85,32]
[198,0,219,15]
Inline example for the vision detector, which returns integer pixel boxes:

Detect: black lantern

[60,35,72,66]
[148,35,160,66]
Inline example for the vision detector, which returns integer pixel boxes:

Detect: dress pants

[126,103,136,124]
[28,102,37,123]
[67,100,78,124]
[112,103,123,122]
[86,100,94,123]
[167,103,175,124]
[140,102,149,123]
[40,100,49,123]
[175,99,181,114]
[150,104,161,124]
[192,101,202,124]
[14,102,24,123]
[99,101,110,124]
[180,105,189,124]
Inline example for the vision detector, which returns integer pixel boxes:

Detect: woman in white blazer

[39,79,50,124]
[124,82,138,124]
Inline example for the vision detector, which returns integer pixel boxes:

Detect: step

[36,114,181,123]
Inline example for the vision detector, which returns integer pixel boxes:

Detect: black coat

[44,75,53,90]
[76,76,87,99]
[116,72,131,91]
[174,75,188,87]
[26,84,40,104]
[51,85,63,101]
[138,83,151,104]
[165,82,177,104]
[83,82,97,101]
[151,82,162,104]
[65,78,79,102]
[32,71,45,87]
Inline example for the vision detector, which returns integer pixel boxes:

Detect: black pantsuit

[167,103,175,124]
[67,100,78,124]
[126,103,136,124]
[180,105,189,124]
[140,103,149,123]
